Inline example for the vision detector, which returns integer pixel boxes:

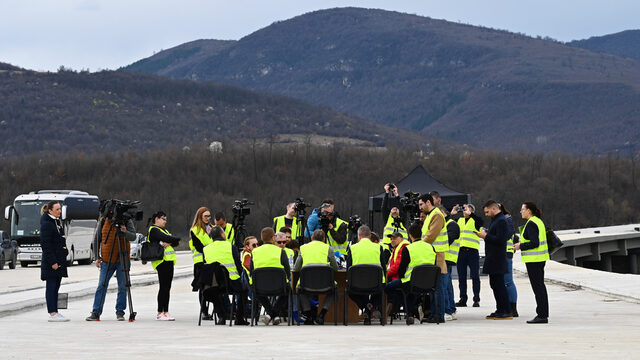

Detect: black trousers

[213,279,248,320]
[156,261,174,312]
[457,248,481,302]
[526,261,549,318]
[489,273,511,314]
[257,295,288,318]
[45,276,62,313]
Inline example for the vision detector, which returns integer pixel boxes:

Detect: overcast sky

[1,0,638,72]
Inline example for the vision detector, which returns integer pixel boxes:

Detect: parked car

[0,230,18,270]
[130,233,145,261]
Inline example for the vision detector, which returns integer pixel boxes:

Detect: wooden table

[291,270,361,324]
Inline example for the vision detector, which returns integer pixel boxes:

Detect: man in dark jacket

[477,200,512,320]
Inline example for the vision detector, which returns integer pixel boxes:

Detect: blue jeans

[430,271,446,319]
[445,264,456,315]
[505,257,518,303]
[457,248,480,303]
[91,261,126,315]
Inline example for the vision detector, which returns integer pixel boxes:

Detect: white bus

[4,190,100,267]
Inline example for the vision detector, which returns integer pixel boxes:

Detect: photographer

[85,210,136,322]
[272,202,301,241]
[451,203,484,307]
[381,183,402,222]
[382,207,407,253]
[306,199,348,256]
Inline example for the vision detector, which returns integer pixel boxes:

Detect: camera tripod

[295,207,309,245]
[95,220,137,322]
[232,213,248,250]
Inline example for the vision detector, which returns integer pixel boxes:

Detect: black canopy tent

[368,165,471,231]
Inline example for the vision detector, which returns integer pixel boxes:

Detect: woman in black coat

[40,200,70,322]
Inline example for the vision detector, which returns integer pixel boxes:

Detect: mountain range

[125,7,640,155]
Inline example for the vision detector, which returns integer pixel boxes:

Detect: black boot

[510,303,518,317]
[315,309,327,325]
[303,311,315,325]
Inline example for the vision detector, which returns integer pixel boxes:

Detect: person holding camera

[40,201,70,322]
[85,211,136,321]
[451,203,483,307]
[306,199,348,256]
[214,212,235,246]
[147,211,180,321]
[382,207,407,253]
[381,183,402,222]
[273,202,301,241]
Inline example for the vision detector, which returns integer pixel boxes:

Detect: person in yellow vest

[275,231,296,268]
[280,227,300,259]
[346,225,386,325]
[397,223,437,325]
[293,229,338,325]
[382,207,407,254]
[273,202,301,240]
[451,203,484,307]
[202,226,249,325]
[189,207,214,319]
[515,201,550,324]
[306,200,349,256]
[444,209,461,321]
[250,227,291,325]
[418,193,448,323]
[147,211,180,321]
[383,229,413,321]
[214,212,235,247]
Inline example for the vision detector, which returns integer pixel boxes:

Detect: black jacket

[482,212,508,275]
[40,213,68,280]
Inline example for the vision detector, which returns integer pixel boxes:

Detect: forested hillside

[570,30,640,60]
[125,7,640,155]
[1,144,637,239]
[0,64,423,156]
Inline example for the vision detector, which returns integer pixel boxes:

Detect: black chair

[251,267,292,326]
[298,265,339,326]
[344,264,386,326]
[197,262,229,326]
[402,264,440,324]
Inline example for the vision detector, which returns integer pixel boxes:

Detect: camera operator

[451,203,484,308]
[214,212,235,246]
[381,183,403,222]
[85,210,136,321]
[272,202,301,241]
[382,207,408,254]
[306,199,348,256]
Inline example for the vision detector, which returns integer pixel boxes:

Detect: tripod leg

[116,229,136,321]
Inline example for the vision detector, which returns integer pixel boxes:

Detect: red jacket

[387,241,410,281]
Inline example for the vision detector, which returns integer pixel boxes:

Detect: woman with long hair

[40,200,70,322]
[189,207,213,320]
[147,211,180,321]
[515,201,550,324]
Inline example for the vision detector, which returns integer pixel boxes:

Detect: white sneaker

[445,312,457,321]
[262,315,271,325]
[156,314,168,321]
[451,312,457,320]
[48,313,70,322]
[417,305,424,322]
[272,317,281,326]
[164,312,175,321]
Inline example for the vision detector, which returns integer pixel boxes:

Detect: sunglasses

[203,214,211,218]
[276,241,287,244]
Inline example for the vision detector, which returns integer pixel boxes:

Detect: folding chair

[402,264,440,324]
[251,267,292,326]
[344,264,385,326]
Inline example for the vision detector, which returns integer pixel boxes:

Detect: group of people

[39,189,550,325]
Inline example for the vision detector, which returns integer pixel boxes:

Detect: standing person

[189,207,214,320]
[500,203,519,317]
[214,212,235,246]
[273,202,301,240]
[444,209,461,321]
[251,227,290,325]
[382,207,407,255]
[477,200,512,320]
[147,211,180,321]
[306,200,348,256]
[418,193,449,324]
[381,183,402,225]
[86,209,136,321]
[40,201,69,322]
[451,203,483,307]
[515,201,550,324]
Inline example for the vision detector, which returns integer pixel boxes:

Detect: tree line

[0,144,638,248]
